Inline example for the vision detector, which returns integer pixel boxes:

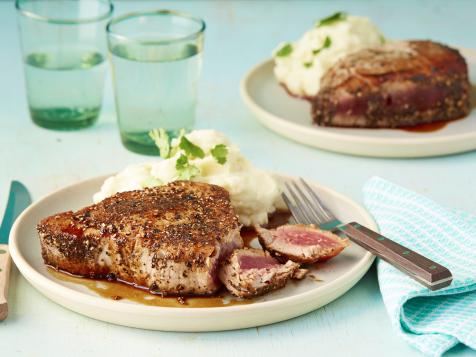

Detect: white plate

[9,174,376,331]
[241,49,476,158]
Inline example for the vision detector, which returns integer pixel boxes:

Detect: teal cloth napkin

[362,177,476,356]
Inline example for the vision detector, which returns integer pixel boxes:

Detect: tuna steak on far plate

[312,40,470,128]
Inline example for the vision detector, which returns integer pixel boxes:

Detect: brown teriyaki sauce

[48,268,250,308]
[400,120,448,133]
[399,114,469,133]
[48,210,292,307]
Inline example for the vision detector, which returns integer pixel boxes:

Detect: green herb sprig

[316,12,347,27]
[211,144,228,164]
[275,43,293,57]
[175,154,200,180]
[149,128,229,181]
[304,36,333,67]
[179,136,205,159]
[312,36,332,55]
[148,128,170,159]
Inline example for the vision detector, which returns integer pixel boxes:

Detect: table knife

[0,181,31,320]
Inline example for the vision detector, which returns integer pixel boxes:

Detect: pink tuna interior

[239,255,279,270]
[335,86,449,116]
[278,227,339,247]
[212,239,243,286]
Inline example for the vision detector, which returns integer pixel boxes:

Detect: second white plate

[241,48,476,158]
[9,174,375,331]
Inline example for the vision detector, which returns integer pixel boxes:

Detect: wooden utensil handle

[337,222,452,290]
[0,243,11,320]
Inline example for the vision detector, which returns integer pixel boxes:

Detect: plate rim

[9,174,375,322]
[240,48,476,156]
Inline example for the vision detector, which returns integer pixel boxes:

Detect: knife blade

[0,180,31,320]
[0,181,32,244]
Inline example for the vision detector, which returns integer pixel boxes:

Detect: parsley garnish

[175,153,188,169]
[169,128,186,157]
[303,61,313,68]
[316,12,347,27]
[149,127,230,181]
[175,154,200,180]
[148,128,170,159]
[211,144,228,165]
[275,43,293,57]
[312,36,332,55]
[179,136,205,159]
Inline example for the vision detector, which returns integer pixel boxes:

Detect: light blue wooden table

[1,1,475,356]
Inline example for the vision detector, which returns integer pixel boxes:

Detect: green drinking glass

[107,10,205,155]
[16,0,113,130]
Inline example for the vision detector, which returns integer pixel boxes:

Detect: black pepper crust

[297,40,471,128]
[312,41,470,128]
[37,181,241,286]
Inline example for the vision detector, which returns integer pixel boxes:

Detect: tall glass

[16,0,113,130]
[107,10,205,155]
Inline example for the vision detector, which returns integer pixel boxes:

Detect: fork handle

[0,244,11,320]
[337,222,452,291]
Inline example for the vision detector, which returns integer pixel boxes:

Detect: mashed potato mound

[93,130,282,226]
[274,14,384,97]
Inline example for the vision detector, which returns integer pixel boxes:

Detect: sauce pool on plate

[401,121,448,133]
[47,211,291,308]
[48,268,250,308]
[400,114,469,133]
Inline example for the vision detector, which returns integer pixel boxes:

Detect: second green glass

[107,10,205,155]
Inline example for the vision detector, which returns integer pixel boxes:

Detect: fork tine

[281,192,307,224]
[289,181,326,225]
[299,178,335,221]
[282,189,309,224]
[281,192,296,216]
[284,183,311,224]
[284,182,314,225]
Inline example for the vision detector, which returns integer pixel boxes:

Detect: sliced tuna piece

[292,268,309,280]
[256,224,349,264]
[218,248,299,298]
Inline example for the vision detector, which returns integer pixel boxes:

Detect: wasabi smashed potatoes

[93,130,282,226]
[273,12,384,97]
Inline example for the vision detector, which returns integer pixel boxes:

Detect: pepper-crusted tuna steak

[218,248,300,298]
[256,224,349,264]
[37,181,243,296]
[312,40,470,128]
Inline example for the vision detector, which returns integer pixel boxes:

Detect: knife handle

[337,222,452,291]
[0,243,11,320]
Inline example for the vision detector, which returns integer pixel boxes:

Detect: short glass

[107,10,205,155]
[16,0,113,130]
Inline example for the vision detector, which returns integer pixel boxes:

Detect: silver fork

[282,178,453,291]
